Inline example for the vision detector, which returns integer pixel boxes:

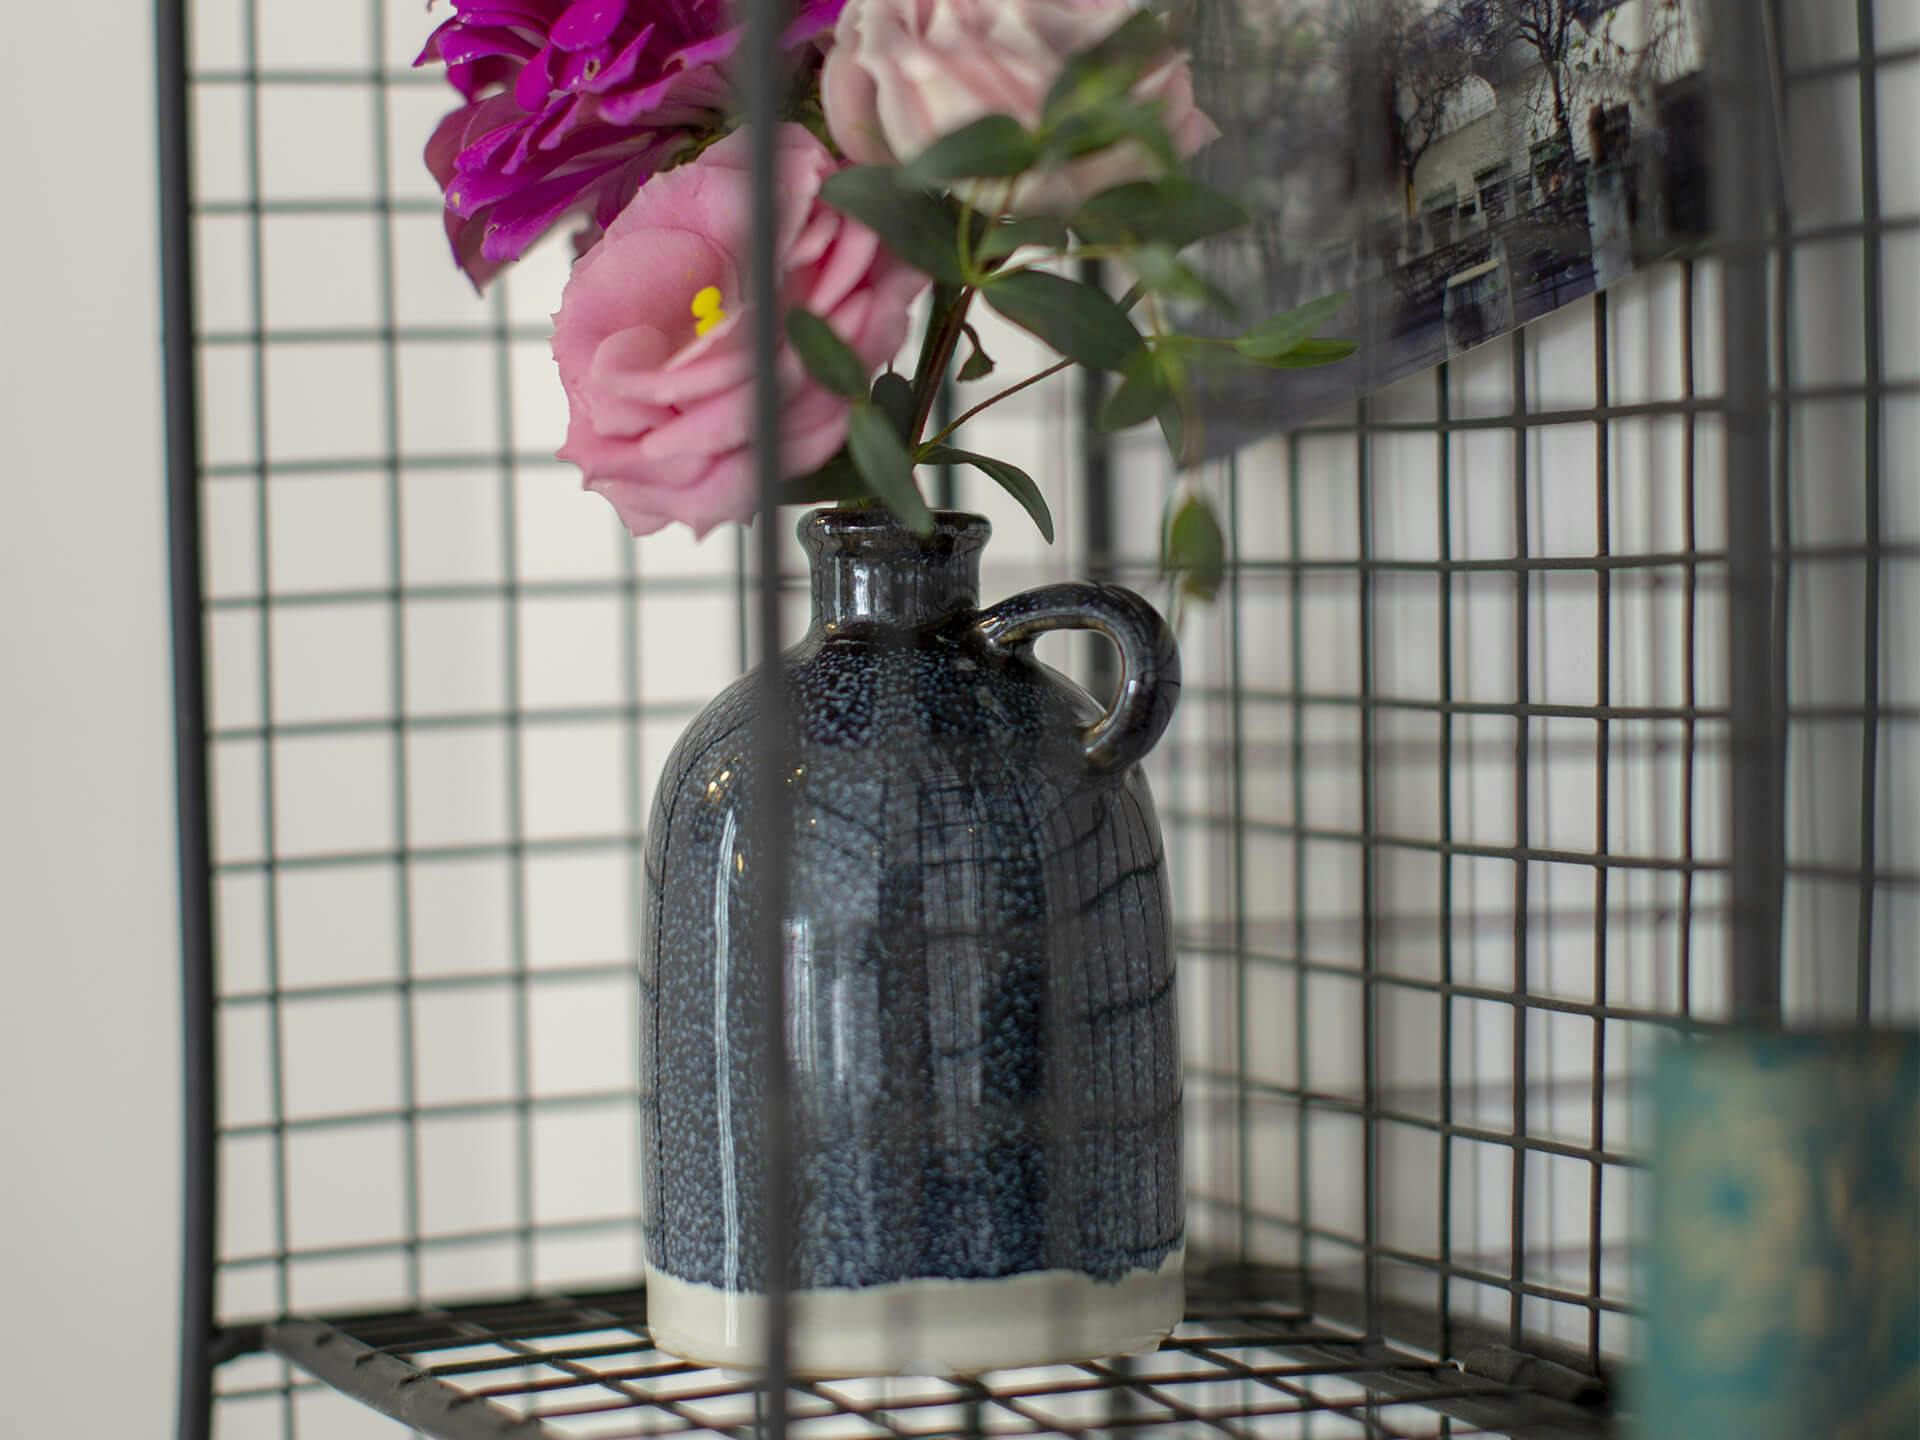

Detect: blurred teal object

[1640,1031,1919,1439]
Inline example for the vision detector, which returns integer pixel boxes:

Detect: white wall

[0,0,183,1434]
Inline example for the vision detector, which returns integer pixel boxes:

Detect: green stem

[925,357,1072,449]
[908,287,977,447]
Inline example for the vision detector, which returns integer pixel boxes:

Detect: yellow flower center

[691,285,727,337]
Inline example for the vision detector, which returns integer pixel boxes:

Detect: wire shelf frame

[154,0,1917,1437]
[254,1267,1607,1440]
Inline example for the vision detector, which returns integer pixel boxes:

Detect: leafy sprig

[789,11,1357,549]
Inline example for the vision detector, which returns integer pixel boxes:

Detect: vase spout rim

[800,507,991,558]
[800,508,989,628]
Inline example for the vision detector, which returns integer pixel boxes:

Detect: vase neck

[801,508,990,630]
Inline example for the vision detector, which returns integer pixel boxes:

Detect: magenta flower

[418,0,845,288]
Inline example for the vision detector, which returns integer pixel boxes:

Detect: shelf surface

[259,1268,1610,1439]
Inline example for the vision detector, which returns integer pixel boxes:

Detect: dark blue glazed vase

[641,508,1183,1375]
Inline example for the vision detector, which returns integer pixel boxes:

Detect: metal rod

[367,0,425,1307]
[1080,258,1117,696]
[1713,0,1785,1022]
[1508,330,1532,1350]
[743,0,795,1422]
[1852,0,1886,1025]
[155,2,219,1436]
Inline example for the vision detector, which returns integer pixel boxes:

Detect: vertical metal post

[1711,0,1784,1023]
[155,3,218,1437]
[744,0,795,1427]
[1507,332,1531,1350]
[1080,259,1117,697]
[1850,0,1885,1025]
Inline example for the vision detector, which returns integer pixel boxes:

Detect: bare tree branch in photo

[1322,0,1482,215]
[1434,0,1621,166]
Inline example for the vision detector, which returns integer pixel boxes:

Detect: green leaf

[982,269,1144,372]
[907,115,1040,183]
[785,308,870,400]
[920,446,1053,542]
[956,326,996,382]
[1162,491,1225,602]
[1156,344,1195,466]
[1158,393,1190,465]
[976,216,1071,263]
[1042,102,1178,174]
[1235,291,1349,362]
[870,371,915,437]
[821,167,968,285]
[781,449,869,505]
[1042,10,1169,123]
[1098,349,1169,431]
[1072,179,1250,248]
[1127,246,1238,314]
[847,403,933,535]
[1238,335,1358,370]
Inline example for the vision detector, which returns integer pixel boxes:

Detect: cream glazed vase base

[644,1249,1185,1378]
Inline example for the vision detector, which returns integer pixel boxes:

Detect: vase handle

[974,583,1181,775]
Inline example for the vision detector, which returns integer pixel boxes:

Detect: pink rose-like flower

[552,124,929,537]
[821,0,1218,215]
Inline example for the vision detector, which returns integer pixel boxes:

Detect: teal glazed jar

[640,508,1184,1375]
[1641,1031,1919,1440]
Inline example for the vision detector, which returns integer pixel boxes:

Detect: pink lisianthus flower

[821,0,1217,215]
[551,125,929,537]
[418,0,845,288]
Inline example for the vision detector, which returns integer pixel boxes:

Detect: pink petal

[804,218,880,317]
[821,46,896,166]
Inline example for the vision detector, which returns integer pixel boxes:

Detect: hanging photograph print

[1184,0,1709,447]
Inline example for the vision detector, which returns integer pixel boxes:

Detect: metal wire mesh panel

[1161,0,1919,1382]
[1772,0,1920,1024]
[156,0,1916,1437]
[1158,271,1734,1377]
[172,3,1120,1435]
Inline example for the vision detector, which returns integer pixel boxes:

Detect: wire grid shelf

[156,0,1917,1438]
[244,1268,1606,1440]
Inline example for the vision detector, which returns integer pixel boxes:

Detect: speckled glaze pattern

[640,509,1182,1299]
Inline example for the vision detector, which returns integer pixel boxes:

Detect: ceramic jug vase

[640,508,1183,1376]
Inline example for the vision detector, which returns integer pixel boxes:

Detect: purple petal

[532,93,595,150]
[447,207,506,292]
[552,0,628,50]
[666,29,740,69]
[452,116,525,176]
[446,55,519,100]
[437,23,540,68]
[427,94,521,187]
[452,0,568,24]
[597,71,692,124]
[586,24,654,91]
[413,16,461,67]
[592,154,652,229]
[594,29,735,120]
[514,43,558,109]
[479,160,626,261]
[554,48,602,90]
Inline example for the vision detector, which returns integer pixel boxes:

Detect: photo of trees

[1187,0,1710,440]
